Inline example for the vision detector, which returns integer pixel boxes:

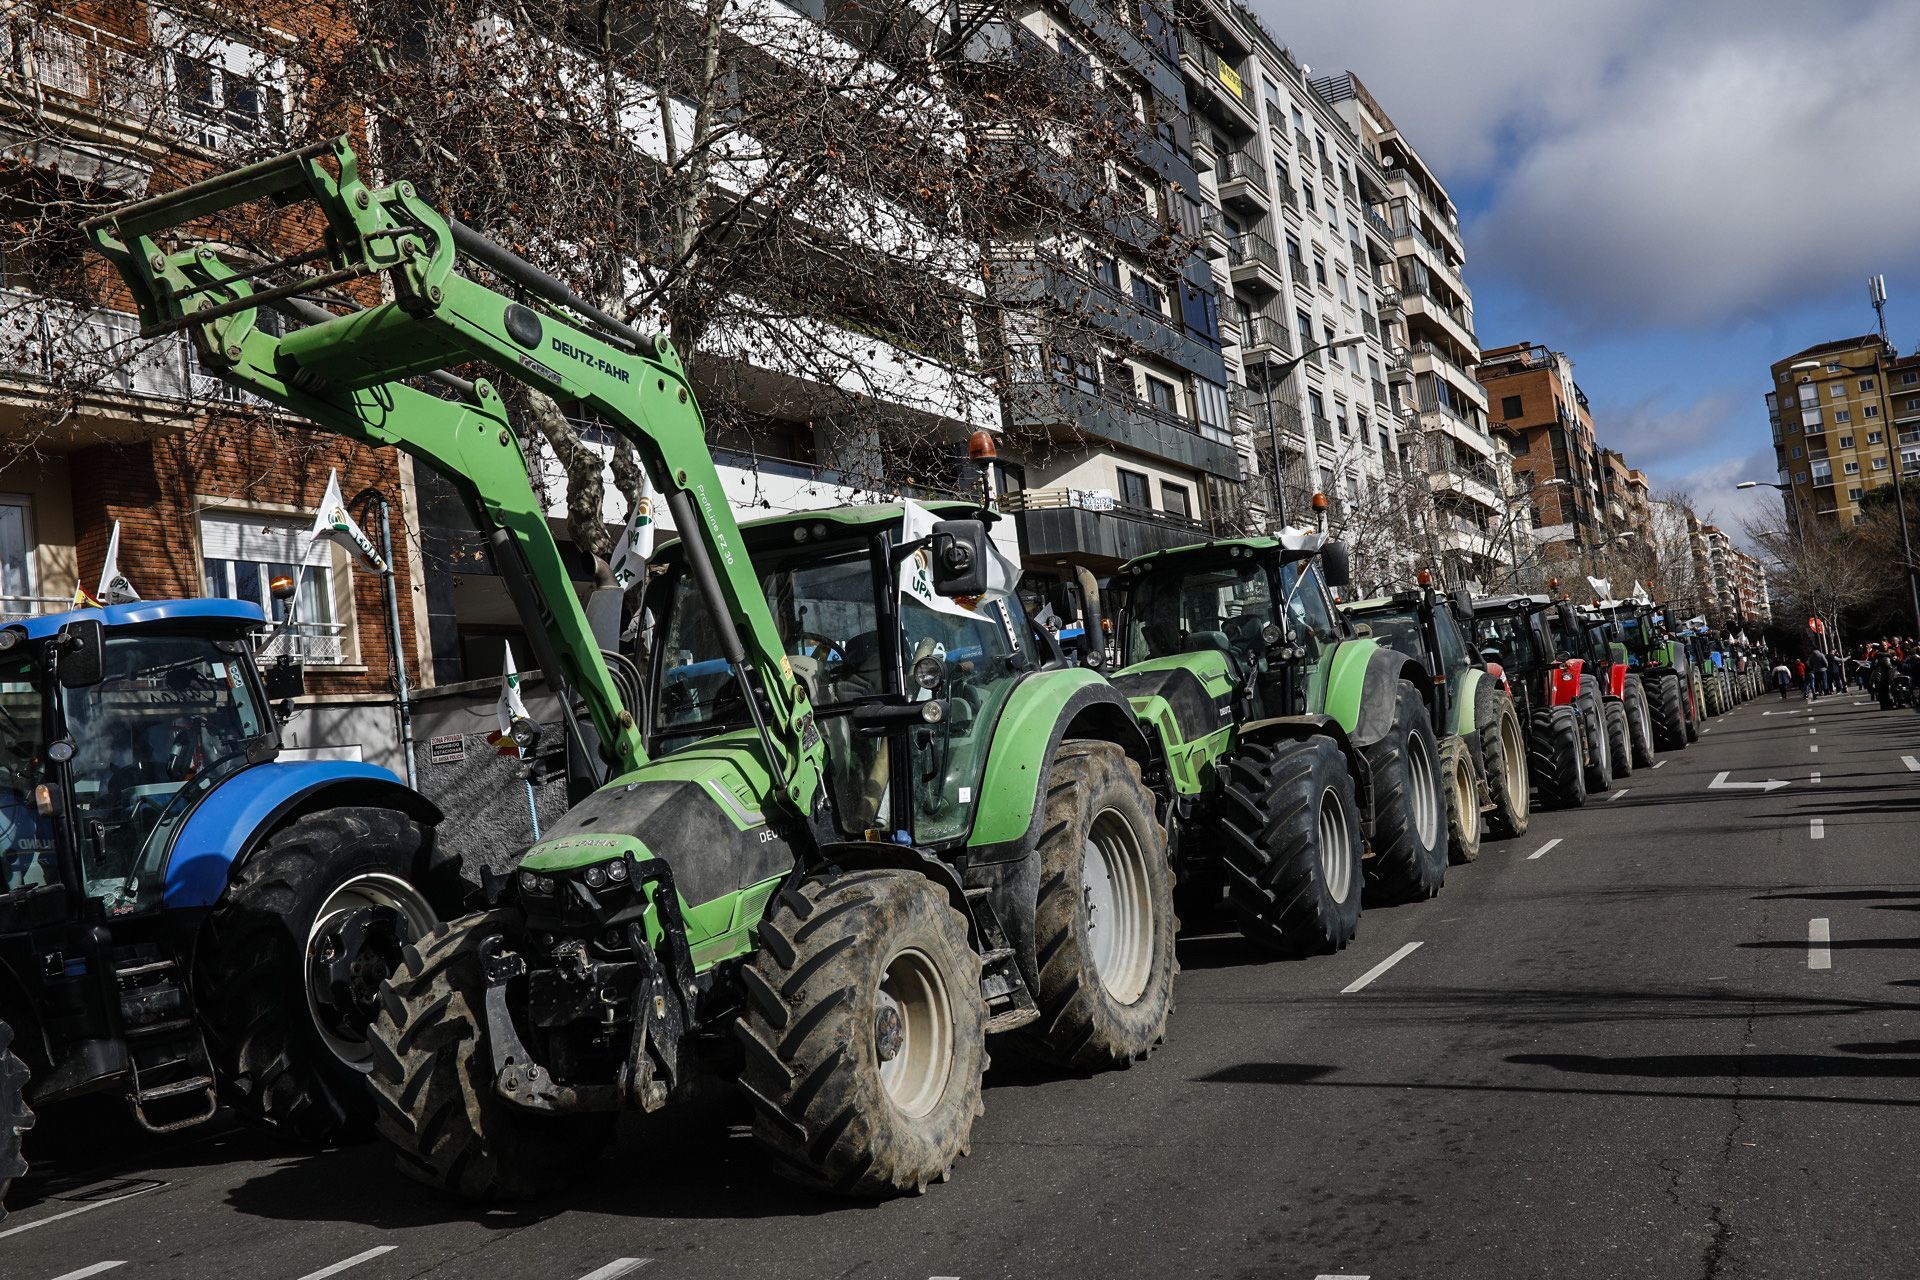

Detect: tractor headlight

[520,871,556,895]
[912,655,945,692]
[920,700,947,724]
[46,738,75,763]
[606,858,629,882]
[584,864,609,889]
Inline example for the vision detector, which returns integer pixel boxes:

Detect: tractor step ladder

[966,888,1039,1033]
[116,956,221,1133]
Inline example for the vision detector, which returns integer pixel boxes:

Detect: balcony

[1177,31,1257,133]
[1004,371,1238,478]
[1400,282,1478,353]
[988,257,1227,383]
[1227,230,1284,294]
[1237,316,1292,367]
[1217,148,1271,212]
[0,287,266,444]
[1005,487,1209,567]
[1058,0,1184,104]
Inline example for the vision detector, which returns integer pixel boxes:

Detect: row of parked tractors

[0,139,1767,1216]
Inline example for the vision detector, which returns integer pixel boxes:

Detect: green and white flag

[609,476,655,590]
[306,469,386,573]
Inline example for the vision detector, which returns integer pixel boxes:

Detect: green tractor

[1616,606,1702,749]
[90,139,1178,1200]
[1341,579,1531,864]
[1094,530,1449,958]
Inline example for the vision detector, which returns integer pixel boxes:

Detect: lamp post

[1739,478,1826,653]
[1258,332,1365,529]
[1786,356,1920,638]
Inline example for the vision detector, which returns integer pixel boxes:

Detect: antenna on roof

[1870,274,1889,346]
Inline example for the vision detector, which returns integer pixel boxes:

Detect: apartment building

[1767,335,1920,527]
[1316,72,1498,587]
[0,5,431,768]
[1479,341,1611,558]
[1172,7,1403,583]
[1730,548,1772,623]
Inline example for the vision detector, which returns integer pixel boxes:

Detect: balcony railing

[259,619,351,666]
[1229,230,1281,273]
[0,287,262,409]
[1241,315,1290,353]
[0,594,76,623]
[3,13,160,123]
[1002,485,1204,532]
[1220,147,1268,189]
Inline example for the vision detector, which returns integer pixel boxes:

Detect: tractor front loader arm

[85,136,824,816]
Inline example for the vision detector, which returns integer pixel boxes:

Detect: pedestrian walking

[1809,649,1830,698]
[1872,647,1896,710]
[1774,658,1793,700]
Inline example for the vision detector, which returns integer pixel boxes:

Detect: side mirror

[56,619,105,688]
[262,655,307,702]
[1557,601,1577,633]
[1320,540,1352,590]
[1450,587,1474,623]
[929,520,989,597]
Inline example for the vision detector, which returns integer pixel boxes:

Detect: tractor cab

[1466,594,1576,719]
[1339,577,1478,734]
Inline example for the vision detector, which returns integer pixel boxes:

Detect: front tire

[1476,684,1529,840]
[1577,681,1613,793]
[0,1020,32,1224]
[1624,676,1656,768]
[1603,700,1632,779]
[1013,741,1175,1071]
[1440,736,1483,865]
[738,871,986,1197]
[1531,705,1587,809]
[1211,736,1362,955]
[366,911,609,1201]
[1363,681,1447,902]
[197,806,450,1145]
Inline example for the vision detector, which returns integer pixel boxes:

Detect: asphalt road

[5,688,1917,1280]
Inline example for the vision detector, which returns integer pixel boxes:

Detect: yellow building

[1768,335,1920,526]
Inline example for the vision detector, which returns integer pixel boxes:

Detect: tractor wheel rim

[1407,731,1441,851]
[1501,710,1528,801]
[305,872,438,1070]
[876,946,953,1118]
[1451,750,1478,842]
[1318,785,1354,904]
[1082,807,1154,1003]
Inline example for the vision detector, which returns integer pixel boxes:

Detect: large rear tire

[0,1019,31,1224]
[738,871,986,1197]
[1648,672,1687,750]
[197,806,453,1146]
[1363,681,1447,902]
[1686,676,1703,740]
[1603,700,1632,779]
[1531,705,1587,809]
[1212,736,1362,955]
[1624,676,1656,768]
[1476,685,1529,840]
[366,911,608,1201]
[1011,741,1175,1071]
[1577,680,1613,793]
[1440,736,1483,865]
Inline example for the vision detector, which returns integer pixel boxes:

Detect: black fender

[1352,646,1434,750]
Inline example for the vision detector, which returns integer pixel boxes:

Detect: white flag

[1585,575,1611,603]
[82,521,141,606]
[488,642,532,757]
[609,476,655,591]
[307,469,386,572]
[1631,581,1652,605]
[898,500,1019,619]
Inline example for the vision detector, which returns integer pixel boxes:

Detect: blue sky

[1257,0,1920,541]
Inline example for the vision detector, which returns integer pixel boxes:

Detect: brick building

[1479,340,1608,558]
[1,3,432,767]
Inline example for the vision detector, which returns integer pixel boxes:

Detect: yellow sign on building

[1216,59,1244,100]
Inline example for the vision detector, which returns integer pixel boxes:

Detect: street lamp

[1787,357,1920,637]
[1258,333,1365,529]
[1738,480,1826,650]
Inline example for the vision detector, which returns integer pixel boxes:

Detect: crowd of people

[1769,639,1920,708]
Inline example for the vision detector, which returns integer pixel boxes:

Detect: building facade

[1479,341,1609,557]
[1768,335,1920,528]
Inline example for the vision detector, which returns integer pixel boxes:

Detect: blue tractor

[0,599,456,1219]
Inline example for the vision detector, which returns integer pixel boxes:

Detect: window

[1143,375,1179,415]
[156,16,289,147]
[1051,348,1098,392]
[1874,457,1889,470]
[1294,309,1313,355]
[1308,388,1326,427]
[1838,435,1853,448]
[1291,106,1306,134]
[1844,461,1860,474]
[1849,487,1865,500]
[1796,472,1808,484]
[1863,404,1879,419]
[1313,251,1327,287]
[1160,482,1192,522]
[1336,268,1350,302]
[0,495,32,614]
[1357,411,1370,442]
[1116,469,1151,510]
[1908,397,1920,410]
[1859,377,1876,392]
[200,510,354,664]
[1088,253,1120,291]
[1303,184,1316,214]
[1131,274,1168,318]
[1829,384,1846,398]
[1835,410,1851,423]
[1903,371,1919,385]
[1501,394,1523,420]
[1868,430,1884,444]
[1791,447,1804,459]
[1054,35,1092,82]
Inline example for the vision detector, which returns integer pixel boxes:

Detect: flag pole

[376,496,416,790]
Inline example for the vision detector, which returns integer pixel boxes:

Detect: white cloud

[1255,0,1920,325]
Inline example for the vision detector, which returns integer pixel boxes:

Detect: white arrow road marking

[1708,771,1789,792]
[48,1265,125,1280]
[1528,837,1563,861]
[295,1247,397,1280]
[1903,756,1920,772]
[1343,942,1423,993]
[1810,818,1826,840]
[1809,918,1831,970]
[578,1261,653,1280]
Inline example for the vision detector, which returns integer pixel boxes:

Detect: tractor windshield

[1352,608,1426,664]
[59,632,271,914]
[1472,612,1542,672]
[1125,558,1274,666]
[0,653,54,894]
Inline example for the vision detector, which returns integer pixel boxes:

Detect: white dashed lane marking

[577,1261,653,1280]
[1904,755,1920,772]
[1652,759,1667,769]
[1608,789,1627,801]
[294,1247,398,1280]
[1342,942,1423,994]
[0,1182,164,1241]
[1810,818,1826,840]
[1809,918,1832,970]
[1527,838,1563,861]
[48,1264,125,1280]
